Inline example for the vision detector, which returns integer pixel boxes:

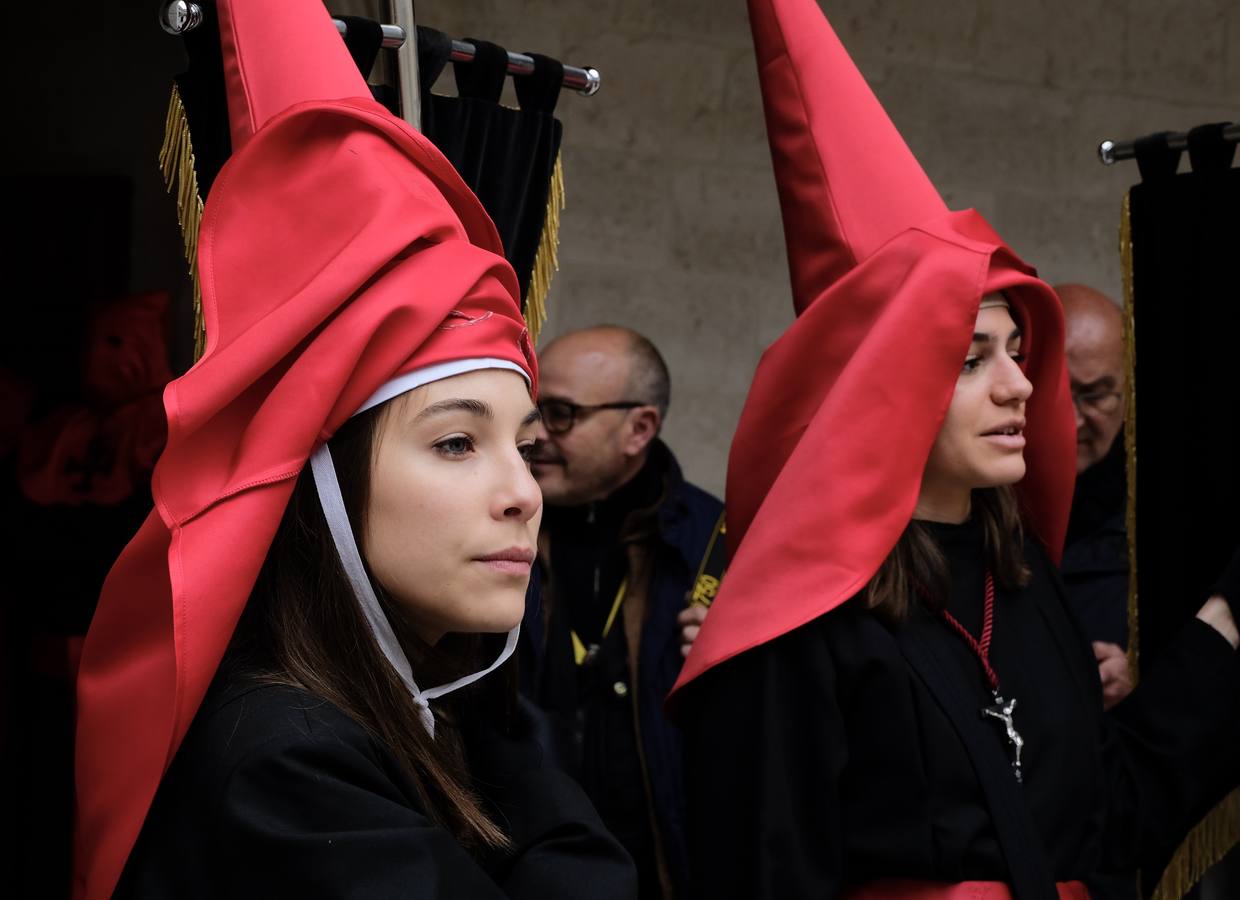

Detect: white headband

[310,357,530,738]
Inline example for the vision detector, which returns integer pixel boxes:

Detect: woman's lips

[474,548,535,576]
[981,419,1026,451]
[982,432,1026,450]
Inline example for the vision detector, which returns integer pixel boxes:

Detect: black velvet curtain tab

[418,31,566,308]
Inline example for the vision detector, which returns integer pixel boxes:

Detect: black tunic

[681,519,1239,899]
[117,674,637,899]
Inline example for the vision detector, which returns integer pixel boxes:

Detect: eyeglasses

[537,398,646,434]
[1071,389,1123,415]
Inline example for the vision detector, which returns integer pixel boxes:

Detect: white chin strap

[308,357,528,739]
[310,448,518,739]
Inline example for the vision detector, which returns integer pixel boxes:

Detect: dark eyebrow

[971,327,1023,344]
[413,398,493,423]
[521,407,542,427]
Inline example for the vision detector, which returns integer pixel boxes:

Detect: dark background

[1,4,189,896]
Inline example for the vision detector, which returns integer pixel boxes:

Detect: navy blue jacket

[519,442,724,897]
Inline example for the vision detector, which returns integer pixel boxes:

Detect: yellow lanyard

[571,578,628,666]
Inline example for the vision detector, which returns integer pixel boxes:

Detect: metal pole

[159,2,601,99]
[333,19,407,49]
[329,24,603,96]
[1098,122,1240,165]
[447,39,601,96]
[387,1,421,132]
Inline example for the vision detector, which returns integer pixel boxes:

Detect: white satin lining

[309,358,530,738]
[354,357,527,415]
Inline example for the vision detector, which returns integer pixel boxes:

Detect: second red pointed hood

[671,0,1075,697]
[752,0,947,312]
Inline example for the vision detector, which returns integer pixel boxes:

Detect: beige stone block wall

[407,0,1237,496]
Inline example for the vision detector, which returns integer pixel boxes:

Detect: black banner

[1129,126,1239,669]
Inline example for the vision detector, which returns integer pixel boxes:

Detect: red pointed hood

[752,0,947,313]
[670,0,1075,698]
[73,3,534,898]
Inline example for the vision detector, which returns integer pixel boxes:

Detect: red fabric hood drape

[670,0,1075,698]
[72,3,535,898]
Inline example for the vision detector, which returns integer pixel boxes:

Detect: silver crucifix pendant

[981,692,1024,783]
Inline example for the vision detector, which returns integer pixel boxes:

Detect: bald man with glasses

[1058,284,1133,710]
[1063,285,1127,475]
[519,325,724,900]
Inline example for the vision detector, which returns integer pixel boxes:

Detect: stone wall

[22,0,1226,495]
[11,2,1233,494]
[412,0,1236,496]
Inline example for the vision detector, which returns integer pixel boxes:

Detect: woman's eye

[518,442,536,462]
[962,356,982,373]
[434,436,475,457]
[1010,351,1027,365]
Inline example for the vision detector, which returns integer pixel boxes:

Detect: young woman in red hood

[670,3,1240,899]
[73,3,635,898]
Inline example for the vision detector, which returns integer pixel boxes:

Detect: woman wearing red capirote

[671,2,1240,899]
[72,2,635,898]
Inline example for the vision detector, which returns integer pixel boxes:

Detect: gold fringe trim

[524,151,564,346]
[159,82,207,361]
[1119,190,1139,682]
[1150,788,1240,900]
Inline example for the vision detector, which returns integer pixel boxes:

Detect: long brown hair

[227,403,511,850]
[864,485,1031,623]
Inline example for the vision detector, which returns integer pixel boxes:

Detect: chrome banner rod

[158,2,600,97]
[1098,123,1240,165]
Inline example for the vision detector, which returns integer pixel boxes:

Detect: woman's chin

[469,590,527,634]
[979,459,1026,488]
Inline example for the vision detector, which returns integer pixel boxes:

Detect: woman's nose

[497,452,543,522]
[994,355,1033,404]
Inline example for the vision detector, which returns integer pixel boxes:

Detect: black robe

[117,673,637,899]
[681,519,1239,899]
